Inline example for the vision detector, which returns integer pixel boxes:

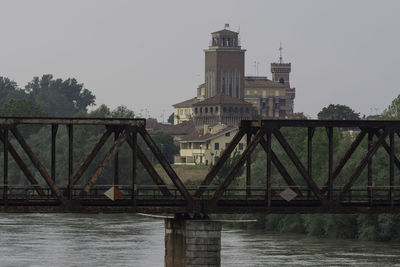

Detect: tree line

[219,99,400,242]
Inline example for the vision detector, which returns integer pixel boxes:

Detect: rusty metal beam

[67,124,73,200]
[246,130,252,197]
[10,127,67,205]
[0,130,45,196]
[0,117,146,126]
[321,130,366,194]
[259,137,303,197]
[375,132,400,170]
[138,128,192,204]
[368,132,373,201]
[307,127,315,200]
[273,129,323,202]
[210,130,264,205]
[3,129,8,204]
[339,131,387,200]
[131,131,137,201]
[266,131,272,207]
[114,130,119,186]
[81,132,127,194]
[51,124,58,183]
[70,129,112,185]
[327,127,333,200]
[126,135,172,197]
[390,131,394,204]
[195,128,245,197]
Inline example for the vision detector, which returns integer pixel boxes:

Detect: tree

[0,77,28,107]
[25,74,96,116]
[151,132,179,163]
[167,113,174,124]
[0,98,46,117]
[318,104,360,120]
[382,94,400,119]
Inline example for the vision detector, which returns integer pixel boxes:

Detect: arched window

[205,107,208,113]
[200,107,203,113]
[279,77,285,84]
[210,107,213,113]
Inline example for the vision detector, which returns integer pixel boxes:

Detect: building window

[246,108,249,113]
[229,107,232,113]
[225,132,230,137]
[216,107,219,112]
[205,107,208,113]
[195,108,198,114]
[234,107,238,113]
[246,90,250,95]
[275,90,279,96]
[210,107,213,113]
[206,143,209,149]
[239,143,244,150]
[200,107,203,113]
[223,107,226,113]
[225,143,229,148]
[279,78,284,84]
[214,143,219,150]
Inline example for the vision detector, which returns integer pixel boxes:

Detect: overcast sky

[1,0,399,120]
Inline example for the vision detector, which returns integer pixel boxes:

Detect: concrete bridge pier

[165,217,222,267]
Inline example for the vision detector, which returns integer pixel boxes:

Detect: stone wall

[165,218,222,267]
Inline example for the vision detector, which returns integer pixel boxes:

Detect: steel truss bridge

[1,117,400,214]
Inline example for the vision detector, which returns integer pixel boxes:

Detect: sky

[0,0,399,121]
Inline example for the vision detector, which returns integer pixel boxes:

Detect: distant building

[172,26,296,125]
[192,93,252,128]
[174,124,245,165]
[172,26,297,165]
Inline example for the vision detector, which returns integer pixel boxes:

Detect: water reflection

[0,214,400,266]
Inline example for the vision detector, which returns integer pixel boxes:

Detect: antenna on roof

[279,42,283,63]
[224,23,230,29]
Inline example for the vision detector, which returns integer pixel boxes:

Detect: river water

[0,214,399,267]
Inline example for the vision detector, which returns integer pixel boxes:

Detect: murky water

[0,214,399,266]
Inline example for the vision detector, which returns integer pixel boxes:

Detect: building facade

[172,26,296,125]
[174,125,246,165]
[192,93,252,128]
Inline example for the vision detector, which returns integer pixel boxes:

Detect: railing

[1,184,400,205]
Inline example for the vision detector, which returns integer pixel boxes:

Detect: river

[0,214,399,266]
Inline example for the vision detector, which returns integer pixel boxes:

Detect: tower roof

[211,29,238,35]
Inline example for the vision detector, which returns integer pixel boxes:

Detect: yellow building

[174,124,246,165]
[244,76,295,118]
[172,97,198,125]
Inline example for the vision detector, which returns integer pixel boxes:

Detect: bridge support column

[165,218,221,267]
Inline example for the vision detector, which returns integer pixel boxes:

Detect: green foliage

[25,74,96,116]
[318,104,360,120]
[167,113,174,124]
[151,132,179,163]
[0,99,46,117]
[211,150,243,186]
[381,94,400,119]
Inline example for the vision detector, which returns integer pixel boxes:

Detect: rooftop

[193,93,251,106]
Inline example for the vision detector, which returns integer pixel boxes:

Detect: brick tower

[271,43,291,87]
[204,25,246,99]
